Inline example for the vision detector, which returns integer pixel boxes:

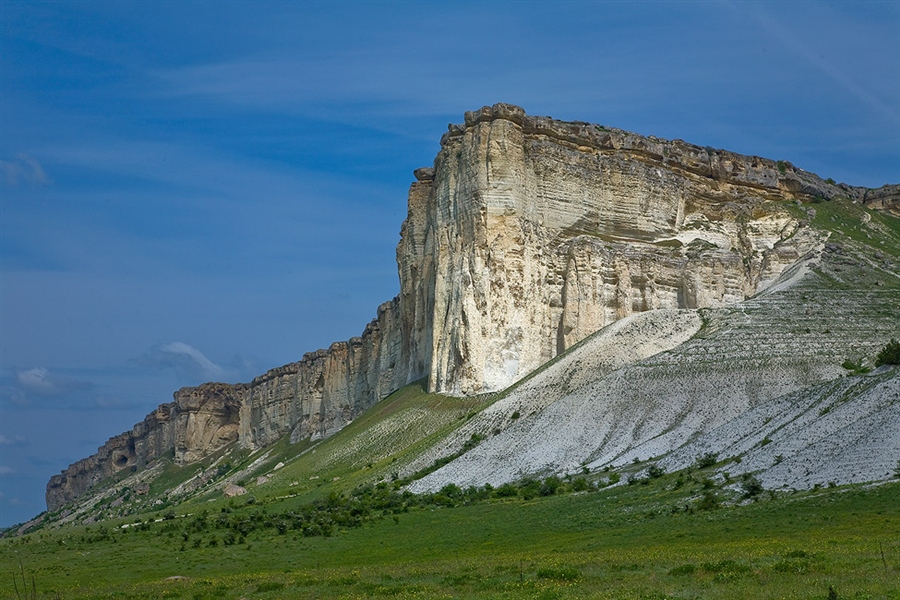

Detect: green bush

[695,452,718,468]
[493,483,518,498]
[697,490,719,511]
[647,464,665,479]
[540,476,561,496]
[572,477,591,492]
[876,338,900,366]
[842,358,871,374]
[740,474,763,498]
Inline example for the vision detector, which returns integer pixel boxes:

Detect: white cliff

[47,103,893,511]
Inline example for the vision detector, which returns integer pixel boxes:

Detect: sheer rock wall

[47,103,885,511]
[426,104,824,394]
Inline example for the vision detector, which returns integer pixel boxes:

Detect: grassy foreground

[2,474,897,599]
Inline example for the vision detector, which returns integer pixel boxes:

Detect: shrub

[540,476,561,496]
[647,464,665,479]
[740,474,763,498]
[696,452,718,468]
[876,339,900,366]
[572,477,590,492]
[493,483,518,498]
[697,490,719,511]
[462,433,485,451]
[842,359,871,374]
[518,478,541,500]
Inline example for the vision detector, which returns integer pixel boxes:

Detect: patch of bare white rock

[408,269,899,493]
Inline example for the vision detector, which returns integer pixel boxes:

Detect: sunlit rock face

[173,383,243,464]
[240,297,414,450]
[424,103,822,395]
[49,103,885,511]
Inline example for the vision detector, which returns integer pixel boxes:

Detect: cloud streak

[133,341,227,382]
[0,435,27,447]
[0,153,51,186]
[734,1,899,126]
[15,367,93,397]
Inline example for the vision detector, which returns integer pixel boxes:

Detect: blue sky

[1,0,898,527]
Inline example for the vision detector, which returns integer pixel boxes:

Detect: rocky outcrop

[46,402,176,511]
[424,104,823,394]
[47,103,889,511]
[242,297,414,449]
[174,383,244,464]
[860,183,900,216]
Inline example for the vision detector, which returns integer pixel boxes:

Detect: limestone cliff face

[46,402,176,511]
[47,299,414,511]
[242,297,413,449]
[425,104,824,394]
[174,383,244,464]
[47,103,886,511]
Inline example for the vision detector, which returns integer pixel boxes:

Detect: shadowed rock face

[46,403,176,511]
[45,103,895,512]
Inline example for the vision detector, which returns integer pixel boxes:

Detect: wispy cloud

[732,1,899,126]
[0,153,51,186]
[133,341,227,381]
[0,466,15,476]
[15,367,93,397]
[0,435,27,447]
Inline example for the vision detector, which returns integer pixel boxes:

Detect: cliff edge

[46,103,897,511]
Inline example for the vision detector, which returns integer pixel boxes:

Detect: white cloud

[0,435,27,447]
[134,341,227,381]
[16,367,58,395]
[0,153,50,186]
[0,466,15,476]
[15,367,92,397]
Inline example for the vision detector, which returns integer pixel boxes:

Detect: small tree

[697,490,719,511]
[647,464,665,479]
[695,452,718,469]
[875,339,900,366]
[740,474,764,498]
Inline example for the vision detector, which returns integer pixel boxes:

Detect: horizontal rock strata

[46,103,894,511]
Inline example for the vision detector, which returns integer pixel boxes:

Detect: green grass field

[3,471,897,599]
